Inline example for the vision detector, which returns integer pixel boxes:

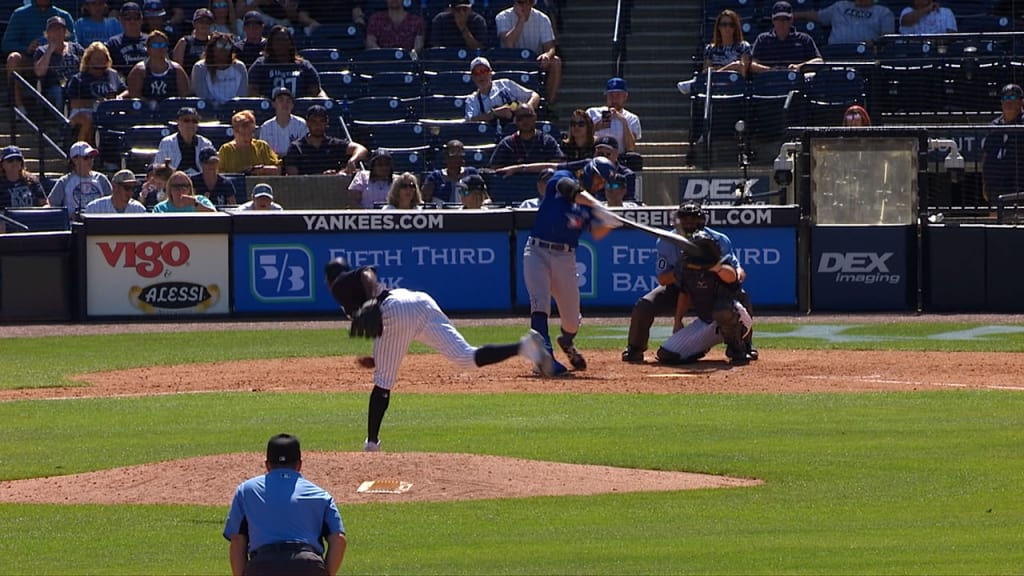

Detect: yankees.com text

[304,213,445,231]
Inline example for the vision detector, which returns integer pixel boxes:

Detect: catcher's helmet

[581,156,617,190]
[676,201,707,235]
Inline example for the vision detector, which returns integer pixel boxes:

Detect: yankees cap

[266,433,301,464]
[252,183,274,198]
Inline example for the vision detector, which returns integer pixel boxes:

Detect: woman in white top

[191,31,248,105]
[348,149,396,209]
[382,172,423,210]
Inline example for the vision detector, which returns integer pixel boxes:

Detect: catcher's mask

[676,202,707,237]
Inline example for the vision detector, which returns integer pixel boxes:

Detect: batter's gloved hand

[350,299,384,338]
[685,231,724,270]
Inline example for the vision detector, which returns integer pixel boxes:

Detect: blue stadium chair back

[94,98,152,131]
[298,48,348,72]
[957,14,1012,33]
[366,71,424,99]
[421,0,453,21]
[941,58,1005,113]
[694,71,747,97]
[197,122,234,145]
[293,97,339,118]
[156,97,210,123]
[349,96,413,123]
[418,94,469,121]
[536,120,561,143]
[2,208,70,233]
[320,71,365,101]
[298,25,366,53]
[879,39,936,60]
[424,71,475,96]
[127,124,172,149]
[793,20,828,47]
[419,47,475,73]
[485,47,540,73]
[380,146,431,173]
[350,48,418,76]
[750,71,800,139]
[750,69,800,97]
[819,42,873,61]
[493,70,542,93]
[426,121,497,147]
[482,172,536,204]
[434,145,496,169]
[369,121,428,149]
[803,67,865,105]
[225,96,274,123]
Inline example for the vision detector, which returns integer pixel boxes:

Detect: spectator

[601,175,638,207]
[456,172,489,209]
[751,1,824,74]
[843,104,871,126]
[142,0,180,45]
[560,108,595,161]
[899,0,957,34]
[259,86,308,157]
[429,0,487,51]
[242,0,298,29]
[137,158,175,208]
[496,135,636,201]
[518,166,553,208]
[247,25,325,98]
[348,149,395,208]
[219,109,281,174]
[296,0,365,29]
[283,104,368,175]
[47,141,113,219]
[365,0,425,53]
[422,139,473,204]
[33,16,84,109]
[981,84,1024,202]
[586,77,640,154]
[382,172,423,209]
[152,169,217,211]
[75,0,124,46]
[156,106,214,175]
[794,0,895,45]
[489,103,564,168]
[207,0,235,37]
[172,8,213,73]
[106,1,148,76]
[494,0,563,105]
[85,169,148,213]
[122,30,191,101]
[705,9,752,74]
[190,147,238,204]
[66,42,125,145]
[236,182,282,210]
[463,56,540,123]
[191,31,248,104]
[0,146,48,209]
[2,0,76,111]
[233,11,266,68]
[223,433,346,576]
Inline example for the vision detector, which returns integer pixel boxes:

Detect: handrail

[611,0,633,77]
[10,71,70,179]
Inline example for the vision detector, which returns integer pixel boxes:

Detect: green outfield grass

[0,323,1022,574]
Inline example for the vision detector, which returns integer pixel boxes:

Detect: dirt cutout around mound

[1,348,1020,506]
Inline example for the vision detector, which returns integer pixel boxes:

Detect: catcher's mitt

[685,231,724,270]
[350,299,383,338]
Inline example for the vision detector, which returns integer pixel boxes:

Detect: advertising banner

[232,232,512,313]
[810,225,915,311]
[86,234,230,316]
[678,173,772,204]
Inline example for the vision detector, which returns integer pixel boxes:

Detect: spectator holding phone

[586,77,640,155]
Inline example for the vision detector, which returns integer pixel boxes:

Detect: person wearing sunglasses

[172,8,213,73]
[105,1,148,75]
[981,84,1024,203]
[65,42,124,145]
[151,170,217,212]
[560,109,594,161]
[75,0,124,46]
[704,10,751,76]
[122,29,191,101]
[142,0,180,46]
[463,56,540,124]
[191,31,247,104]
[842,104,871,127]
[156,106,215,176]
[382,173,424,210]
[207,0,236,37]
[750,1,823,74]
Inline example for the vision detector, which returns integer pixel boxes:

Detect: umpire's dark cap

[267,433,301,464]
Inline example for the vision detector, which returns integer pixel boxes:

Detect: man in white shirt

[85,169,147,214]
[586,77,641,154]
[155,106,213,176]
[258,86,309,158]
[463,56,540,123]
[494,0,562,105]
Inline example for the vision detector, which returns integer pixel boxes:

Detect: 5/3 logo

[251,246,314,302]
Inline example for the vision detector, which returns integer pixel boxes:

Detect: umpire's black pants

[626,284,680,351]
[245,542,327,576]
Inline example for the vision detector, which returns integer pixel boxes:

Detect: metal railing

[611,0,633,78]
[9,71,70,178]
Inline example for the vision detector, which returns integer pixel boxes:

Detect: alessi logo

[98,241,191,278]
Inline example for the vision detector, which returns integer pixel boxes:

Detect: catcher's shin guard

[737,288,758,360]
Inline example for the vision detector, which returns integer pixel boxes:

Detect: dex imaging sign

[87,235,230,316]
[811,226,913,311]
[817,252,901,285]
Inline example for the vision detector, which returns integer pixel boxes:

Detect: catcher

[325,258,555,452]
[654,230,754,366]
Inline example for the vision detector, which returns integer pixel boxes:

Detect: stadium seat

[819,43,873,61]
[380,146,431,174]
[2,207,71,232]
[941,58,1005,114]
[350,48,417,77]
[749,70,801,138]
[293,97,339,118]
[423,71,475,96]
[156,97,210,123]
[434,145,496,169]
[348,96,413,124]
[801,67,867,125]
[197,122,233,146]
[297,24,365,54]
[320,71,365,102]
[419,47,475,73]
[298,48,348,72]
[425,121,497,147]
[224,97,274,124]
[688,71,748,164]
[365,71,424,99]
[493,70,542,94]
[417,95,469,122]
[485,47,540,73]
[94,99,152,168]
[536,120,561,143]
[368,121,429,149]
[482,172,536,204]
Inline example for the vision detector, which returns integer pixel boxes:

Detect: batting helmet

[581,156,617,191]
[676,202,707,236]
[324,257,350,286]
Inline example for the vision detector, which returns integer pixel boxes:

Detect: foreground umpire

[325,257,554,451]
[622,202,757,362]
[223,433,346,576]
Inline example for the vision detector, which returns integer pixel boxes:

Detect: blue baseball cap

[605,77,628,94]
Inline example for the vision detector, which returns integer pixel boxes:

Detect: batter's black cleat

[621,346,644,363]
[746,345,759,361]
[557,335,587,371]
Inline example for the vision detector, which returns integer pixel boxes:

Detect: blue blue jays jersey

[530,170,595,247]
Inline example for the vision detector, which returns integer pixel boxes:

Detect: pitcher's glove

[350,299,383,338]
[685,231,724,270]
